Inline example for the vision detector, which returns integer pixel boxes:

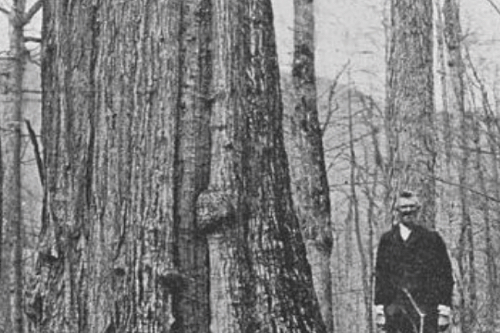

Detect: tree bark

[484,102,500,331]
[483,101,500,329]
[347,80,374,333]
[2,1,27,332]
[385,0,436,228]
[198,0,326,331]
[290,0,332,330]
[435,1,453,171]
[0,89,2,329]
[37,1,193,332]
[172,0,212,332]
[38,1,100,331]
[472,115,497,332]
[442,1,477,331]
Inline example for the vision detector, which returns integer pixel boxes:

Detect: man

[374,191,454,333]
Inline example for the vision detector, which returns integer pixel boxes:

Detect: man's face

[396,198,419,228]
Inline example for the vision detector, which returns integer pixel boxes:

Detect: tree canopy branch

[24,119,45,187]
[485,0,500,17]
[0,5,9,16]
[23,0,43,25]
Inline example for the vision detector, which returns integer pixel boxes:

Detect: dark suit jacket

[374,225,454,308]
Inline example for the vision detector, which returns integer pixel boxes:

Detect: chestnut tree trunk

[385,0,436,228]
[197,0,327,332]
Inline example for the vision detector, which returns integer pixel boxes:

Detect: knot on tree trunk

[196,189,237,235]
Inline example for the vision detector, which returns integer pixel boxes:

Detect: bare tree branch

[434,175,500,203]
[323,60,350,135]
[485,0,500,17]
[24,119,45,187]
[23,0,43,25]
[0,5,9,16]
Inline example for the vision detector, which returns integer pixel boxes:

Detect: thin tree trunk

[435,0,457,256]
[468,51,500,330]
[362,95,382,333]
[0,99,2,302]
[472,115,497,332]
[484,101,500,329]
[442,1,477,331]
[455,124,477,333]
[365,169,377,333]
[347,78,371,333]
[469,64,500,330]
[291,0,332,330]
[436,0,453,170]
[3,1,27,332]
[385,0,436,228]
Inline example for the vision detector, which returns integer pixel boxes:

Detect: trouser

[385,301,438,333]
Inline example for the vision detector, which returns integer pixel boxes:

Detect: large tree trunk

[94,2,180,331]
[38,1,102,331]
[37,1,208,331]
[173,0,212,332]
[290,0,333,330]
[385,0,436,228]
[197,0,326,331]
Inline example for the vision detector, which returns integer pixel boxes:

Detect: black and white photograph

[1,1,499,332]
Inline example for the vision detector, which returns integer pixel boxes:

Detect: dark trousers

[385,301,438,333]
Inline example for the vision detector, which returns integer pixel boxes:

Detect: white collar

[399,223,412,241]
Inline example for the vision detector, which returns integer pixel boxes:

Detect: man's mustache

[400,211,417,217]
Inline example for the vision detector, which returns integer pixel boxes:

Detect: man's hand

[438,305,451,332]
[375,305,385,329]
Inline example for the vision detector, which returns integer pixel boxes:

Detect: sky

[272,0,500,99]
[273,0,386,92]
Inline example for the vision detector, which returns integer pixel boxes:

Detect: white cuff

[375,305,384,314]
[438,305,451,316]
